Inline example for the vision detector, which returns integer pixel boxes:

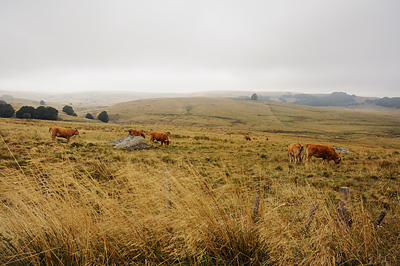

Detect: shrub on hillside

[0,103,15,118]
[34,106,59,120]
[16,106,36,119]
[294,92,356,106]
[98,111,109,123]
[16,105,58,120]
[86,113,94,119]
[62,105,76,116]
[372,97,400,108]
[250,93,258,100]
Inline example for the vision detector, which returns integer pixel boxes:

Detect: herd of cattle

[288,143,341,164]
[49,126,341,164]
[49,126,171,146]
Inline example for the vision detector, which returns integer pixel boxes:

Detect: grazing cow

[226,132,231,136]
[128,129,146,138]
[49,126,79,142]
[150,131,170,146]
[244,135,251,141]
[253,137,259,140]
[305,144,341,164]
[288,143,304,164]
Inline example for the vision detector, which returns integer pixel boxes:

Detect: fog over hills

[0,89,378,106]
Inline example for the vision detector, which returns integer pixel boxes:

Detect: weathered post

[337,187,352,228]
[304,204,319,231]
[39,173,50,195]
[252,190,261,222]
[374,211,387,228]
[163,167,172,207]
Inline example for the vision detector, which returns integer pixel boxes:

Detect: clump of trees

[294,92,356,106]
[250,93,258,100]
[366,97,400,108]
[0,101,15,118]
[62,105,77,116]
[16,106,59,120]
[86,113,94,119]
[98,111,109,123]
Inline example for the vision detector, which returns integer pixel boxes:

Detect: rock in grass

[335,148,352,153]
[110,136,150,150]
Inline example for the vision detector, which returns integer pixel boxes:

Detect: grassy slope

[108,97,400,148]
[0,99,399,265]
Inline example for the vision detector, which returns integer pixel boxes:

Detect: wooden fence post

[39,172,50,195]
[252,190,261,222]
[374,211,387,228]
[163,167,172,207]
[304,204,319,231]
[337,187,352,228]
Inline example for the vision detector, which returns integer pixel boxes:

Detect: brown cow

[288,143,304,164]
[128,129,146,138]
[244,135,251,141]
[150,131,170,146]
[253,137,259,140]
[305,144,341,164]
[49,126,79,142]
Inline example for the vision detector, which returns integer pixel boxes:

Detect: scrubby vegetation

[0,100,399,265]
[0,103,15,118]
[15,105,59,120]
[98,111,109,123]
[294,92,356,106]
[62,105,77,116]
[367,97,400,108]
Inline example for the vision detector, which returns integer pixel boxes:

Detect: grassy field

[0,98,399,265]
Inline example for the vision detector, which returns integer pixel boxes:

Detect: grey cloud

[0,0,399,97]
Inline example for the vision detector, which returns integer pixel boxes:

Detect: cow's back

[306,144,341,164]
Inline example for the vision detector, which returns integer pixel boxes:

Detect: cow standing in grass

[288,143,304,164]
[305,144,341,164]
[244,135,251,141]
[49,126,79,142]
[128,129,146,138]
[150,131,170,146]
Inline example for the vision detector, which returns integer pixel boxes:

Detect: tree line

[0,101,109,122]
[365,97,400,108]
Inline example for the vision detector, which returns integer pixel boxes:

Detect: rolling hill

[106,97,400,143]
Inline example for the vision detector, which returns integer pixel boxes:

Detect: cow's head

[141,132,146,138]
[165,140,170,146]
[334,156,341,164]
[74,129,79,135]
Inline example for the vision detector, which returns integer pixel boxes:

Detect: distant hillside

[1,90,397,113]
[106,97,400,138]
[0,89,290,106]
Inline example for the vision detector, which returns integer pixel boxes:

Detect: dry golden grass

[0,103,399,265]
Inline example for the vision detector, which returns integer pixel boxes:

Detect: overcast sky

[0,0,399,97]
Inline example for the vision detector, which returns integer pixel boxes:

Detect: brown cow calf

[150,131,170,146]
[288,143,304,164]
[49,126,79,142]
[128,129,146,138]
[305,144,341,164]
[244,135,251,141]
